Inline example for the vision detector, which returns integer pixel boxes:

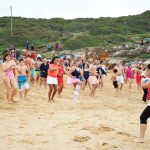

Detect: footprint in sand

[40,140,49,143]
[115,131,136,141]
[35,133,44,136]
[20,139,34,145]
[81,125,115,135]
[100,143,118,150]
[92,126,115,135]
[73,135,91,142]
[86,143,117,150]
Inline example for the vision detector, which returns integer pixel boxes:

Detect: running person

[135,64,150,143]
[114,61,125,93]
[111,69,119,96]
[89,60,99,97]
[16,58,29,99]
[2,53,18,103]
[57,59,65,98]
[67,61,82,103]
[82,63,90,91]
[30,62,36,85]
[40,58,49,88]
[47,57,59,102]
[125,64,134,91]
[35,57,42,84]
[24,53,35,82]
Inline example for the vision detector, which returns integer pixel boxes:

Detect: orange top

[48,64,59,78]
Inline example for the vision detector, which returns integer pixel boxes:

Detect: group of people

[1,50,150,143]
[111,62,150,143]
[2,51,108,103]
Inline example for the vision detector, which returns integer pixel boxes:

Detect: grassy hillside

[0,10,150,51]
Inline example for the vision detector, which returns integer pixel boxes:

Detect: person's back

[24,55,34,69]
[112,69,119,95]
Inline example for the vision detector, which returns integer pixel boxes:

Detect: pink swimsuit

[5,69,14,79]
[125,68,134,79]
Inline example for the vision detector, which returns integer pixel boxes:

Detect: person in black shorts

[134,64,150,143]
[40,58,49,88]
[111,69,119,96]
[82,63,91,91]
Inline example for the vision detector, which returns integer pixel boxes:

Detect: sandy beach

[0,66,150,150]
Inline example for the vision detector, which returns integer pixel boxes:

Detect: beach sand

[0,67,150,150]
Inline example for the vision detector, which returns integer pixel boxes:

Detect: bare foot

[134,138,144,143]
[51,99,55,103]
[90,93,93,97]
[57,95,62,98]
[10,99,17,103]
[23,97,29,100]
[48,97,51,101]
[8,101,13,104]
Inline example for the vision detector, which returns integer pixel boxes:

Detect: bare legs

[90,84,98,97]
[30,76,36,86]
[73,81,82,103]
[115,88,119,96]
[48,84,57,102]
[127,78,132,91]
[3,77,17,103]
[36,72,40,84]
[135,124,147,143]
[57,84,63,97]
[135,106,150,143]
[40,78,47,88]
[140,124,147,141]
[120,83,123,91]
[82,79,91,91]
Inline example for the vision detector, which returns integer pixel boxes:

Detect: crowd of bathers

[1,50,150,143]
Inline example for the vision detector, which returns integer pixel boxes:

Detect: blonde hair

[89,64,95,72]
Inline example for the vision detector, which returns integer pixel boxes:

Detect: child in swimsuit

[30,62,36,85]
[111,69,119,96]
[135,70,141,92]
[16,58,29,99]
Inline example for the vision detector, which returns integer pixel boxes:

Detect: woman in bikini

[89,60,99,97]
[125,64,134,91]
[2,53,18,103]
[67,61,82,103]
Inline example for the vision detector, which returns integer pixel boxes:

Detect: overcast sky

[0,0,150,19]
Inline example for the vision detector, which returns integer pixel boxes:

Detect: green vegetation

[0,10,150,51]
[138,53,150,59]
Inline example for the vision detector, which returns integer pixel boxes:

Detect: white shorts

[19,83,29,91]
[47,76,58,85]
[116,75,124,84]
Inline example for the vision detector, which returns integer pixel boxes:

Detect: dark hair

[19,58,24,62]
[147,64,150,70]
[37,57,42,61]
[47,61,49,65]
[27,53,30,57]
[50,56,58,64]
[113,69,118,73]
[3,52,10,61]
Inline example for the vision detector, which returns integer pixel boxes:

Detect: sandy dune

[0,67,150,150]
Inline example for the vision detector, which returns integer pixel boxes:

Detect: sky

[0,0,150,19]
